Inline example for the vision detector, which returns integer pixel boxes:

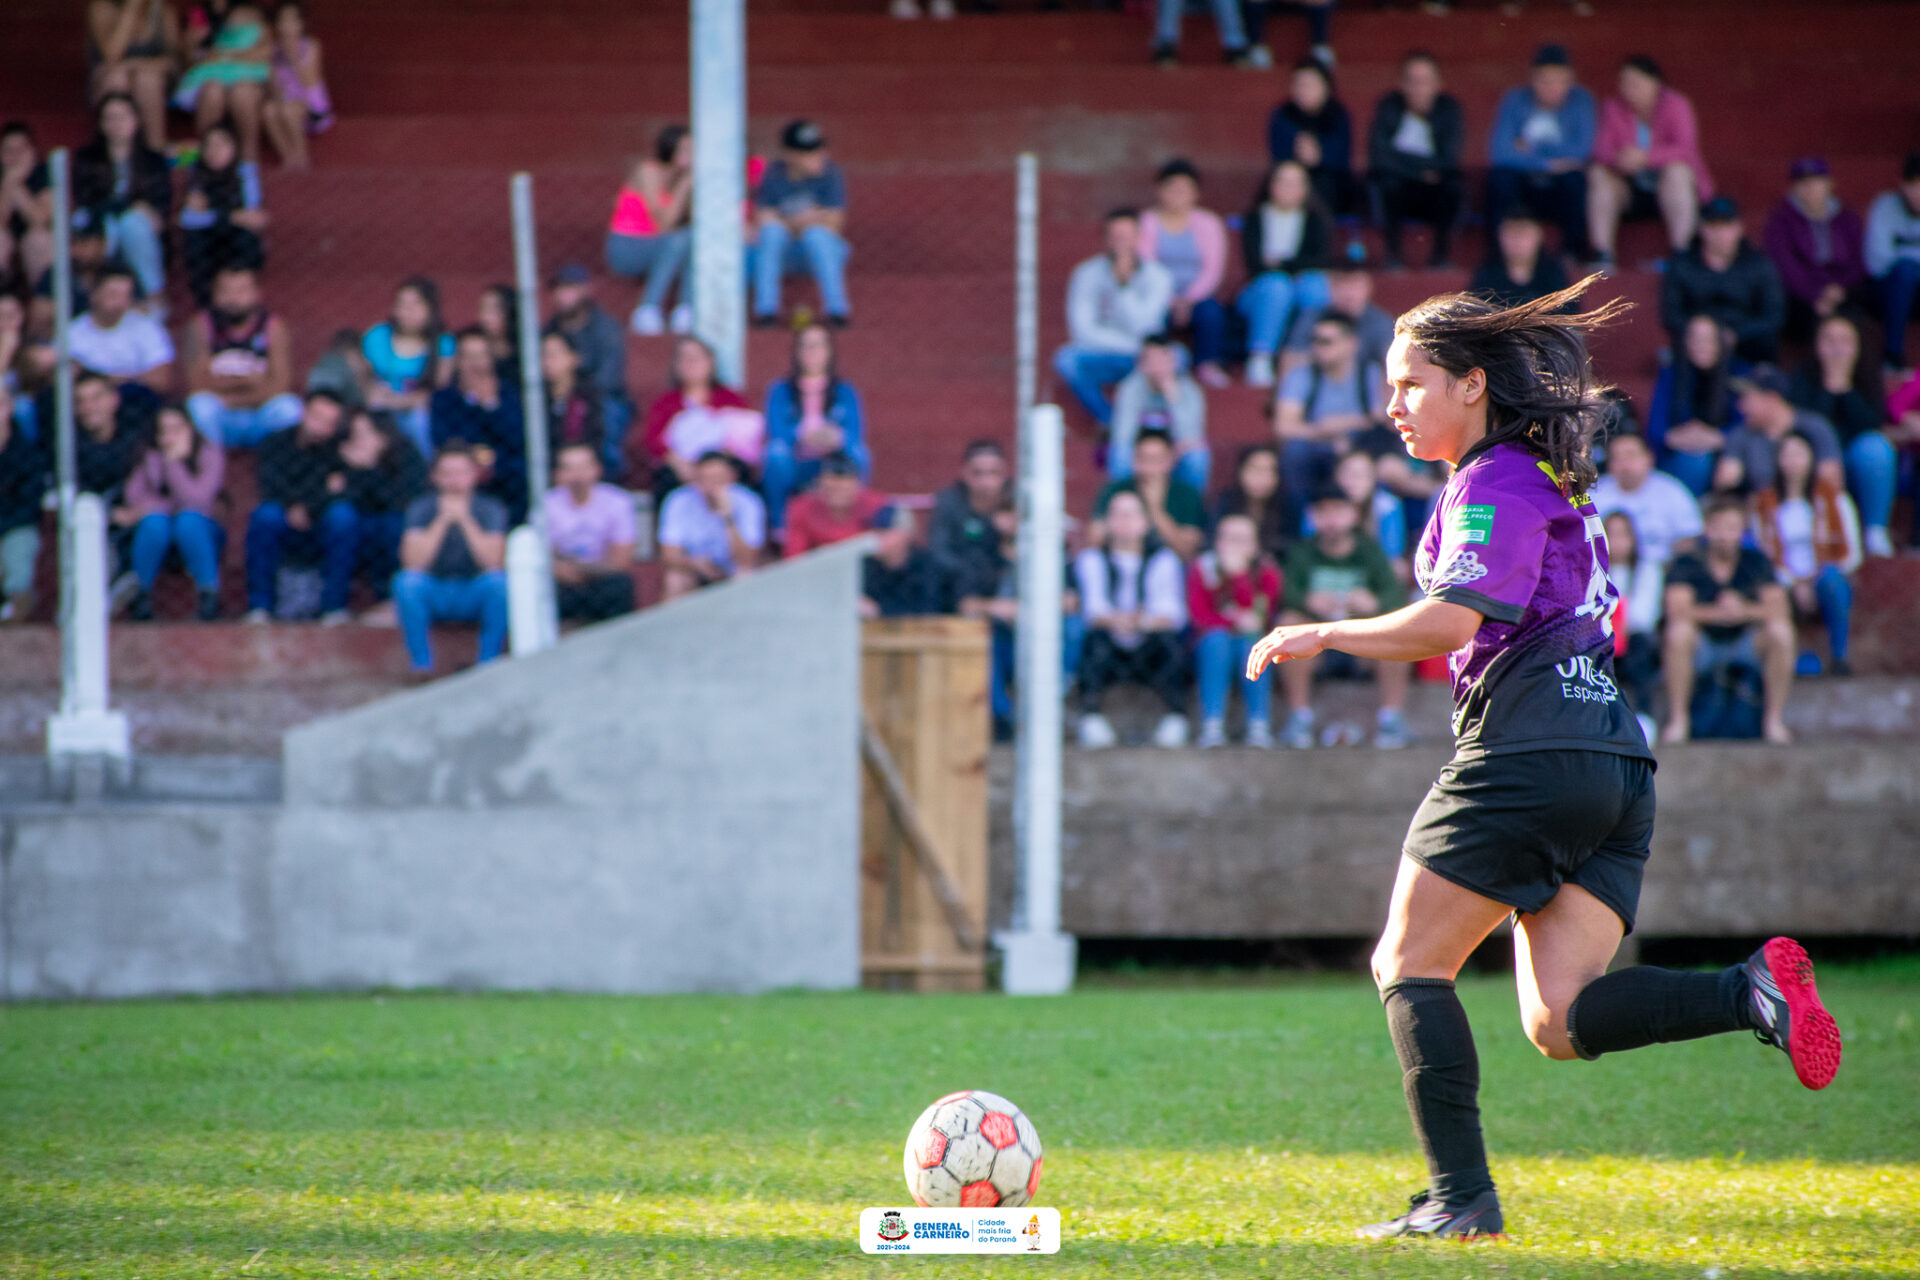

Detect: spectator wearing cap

[762,321,869,535]
[1367,50,1465,270]
[1140,158,1230,385]
[658,450,766,599]
[544,441,637,622]
[1238,160,1336,389]
[1662,196,1785,364]
[545,262,634,451]
[862,508,952,619]
[783,453,892,556]
[393,442,511,673]
[1864,153,1920,371]
[1763,157,1868,342]
[1714,366,1844,496]
[1053,209,1173,427]
[752,119,851,327]
[68,263,174,392]
[1110,333,1208,492]
[1469,208,1572,309]
[1149,0,1250,68]
[1588,54,1712,267]
[1267,58,1353,216]
[1486,44,1596,261]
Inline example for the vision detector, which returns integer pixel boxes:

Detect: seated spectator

[431,327,528,524]
[752,119,851,326]
[1091,428,1206,561]
[1188,512,1282,748]
[0,122,55,291]
[545,262,632,446]
[1073,489,1189,750]
[954,497,1019,739]
[183,264,298,446]
[1715,366,1844,496]
[1588,55,1711,267]
[1273,311,1386,518]
[1662,494,1794,744]
[1469,209,1572,309]
[539,331,606,468]
[862,509,952,619]
[306,327,371,409]
[544,441,637,622]
[1763,157,1867,342]
[607,124,692,336]
[1486,44,1595,261]
[1210,442,1292,563]
[86,0,179,152]
[1322,446,1407,562]
[363,276,453,452]
[1267,58,1352,215]
[243,390,355,624]
[476,283,519,379]
[0,385,46,623]
[1279,262,1393,380]
[1864,153,1920,371]
[1590,430,1702,569]
[658,451,765,599]
[178,122,267,307]
[1367,50,1465,269]
[1791,313,1897,556]
[1277,484,1410,749]
[763,321,868,533]
[393,442,509,673]
[929,439,1010,607]
[68,264,174,391]
[1238,160,1335,388]
[117,402,224,620]
[262,0,331,170]
[633,335,753,492]
[72,93,171,299]
[1753,431,1860,677]
[72,370,147,501]
[335,406,424,608]
[1150,0,1250,68]
[174,0,273,164]
[1646,314,1743,495]
[1601,510,1662,736]
[785,453,892,555]
[1141,159,1229,385]
[1661,196,1784,364]
[1110,334,1208,492]
[1053,208,1172,426]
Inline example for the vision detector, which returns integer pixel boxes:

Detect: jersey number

[1574,512,1615,638]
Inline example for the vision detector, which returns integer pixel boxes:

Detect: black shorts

[1402,749,1655,933]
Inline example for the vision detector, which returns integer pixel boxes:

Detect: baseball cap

[1532,43,1571,68]
[1699,195,1741,223]
[780,118,826,152]
[549,262,592,286]
[1731,365,1792,397]
[1789,156,1831,181]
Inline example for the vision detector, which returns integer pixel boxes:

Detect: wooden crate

[860,617,991,992]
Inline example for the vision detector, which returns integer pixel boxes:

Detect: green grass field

[3,962,1917,1278]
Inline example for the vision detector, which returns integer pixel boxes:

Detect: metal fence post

[1015,153,1039,429]
[691,0,747,388]
[509,171,557,654]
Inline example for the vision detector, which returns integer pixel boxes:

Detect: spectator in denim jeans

[1053,209,1173,426]
[1109,334,1208,492]
[71,94,170,299]
[1273,310,1386,519]
[1141,159,1230,385]
[183,265,300,446]
[243,390,355,624]
[119,403,225,621]
[1239,160,1336,389]
[752,119,851,327]
[1864,153,1920,370]
[1486,44,1595,261]
[362,276,454,454]
[607,124,693,337]
[431,327,528,524]
[0,385,46,623]
[393,442,510,673]
[1189,513,1281,748]
[336,406,425,606]
[762,321,868,533]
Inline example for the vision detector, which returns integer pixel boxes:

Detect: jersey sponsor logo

[1555,653,1619,704]
[1449,503,1497,544]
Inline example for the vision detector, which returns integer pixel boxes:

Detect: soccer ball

[902,1090,1043,1208]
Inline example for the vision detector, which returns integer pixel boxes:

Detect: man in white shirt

[1052,208,1173,427]
[67,265,174,391]
[1073,488,1189,749]
[1590,431,1702,568]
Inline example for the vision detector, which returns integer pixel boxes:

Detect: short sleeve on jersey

[1425,480,1547,624]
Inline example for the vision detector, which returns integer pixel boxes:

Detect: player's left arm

[1246,598,1482,676]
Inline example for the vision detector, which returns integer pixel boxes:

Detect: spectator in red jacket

[783,452,892,555]
[628,335,750,494]
[1188,512,1282,748]
[1762,157,1868,341]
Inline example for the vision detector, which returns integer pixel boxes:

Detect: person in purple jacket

[1247,279,1842,1242]
[1762,157,1868,342]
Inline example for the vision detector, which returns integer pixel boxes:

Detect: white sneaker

[1077,713,1118,750]
[1244,355,1275,388]
[629,304,666,336]
[242,607,272,626]
[1864,525,1895,558]
[1282,708,1315,749]
[1153,713,1190,748]
[668,304,694,334]
[1196,717,1227,749]
[1245,719,1274,749]
[319,609,354,628]
[108,571,140,614]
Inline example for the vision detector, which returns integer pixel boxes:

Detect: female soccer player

[1246,279,1841,1241]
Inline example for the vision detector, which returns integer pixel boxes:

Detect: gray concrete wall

[1,543,868,1000]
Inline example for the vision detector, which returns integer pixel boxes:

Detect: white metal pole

[46,495,129,762]
[508,172,557,653]
[691,0,747,389]
[49,151,78,672]
[1014,153,1038,429]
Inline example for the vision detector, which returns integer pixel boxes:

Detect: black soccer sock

[1381,978,1494,1205]
[1564,965,1753,1060]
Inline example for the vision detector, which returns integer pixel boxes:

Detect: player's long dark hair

[1394,275,1629,496]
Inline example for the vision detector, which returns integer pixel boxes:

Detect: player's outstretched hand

[1245,624,1327,680]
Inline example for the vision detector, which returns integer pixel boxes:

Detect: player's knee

[1521,1006,1580,1061]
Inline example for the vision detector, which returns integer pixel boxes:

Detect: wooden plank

[861,713,982,953]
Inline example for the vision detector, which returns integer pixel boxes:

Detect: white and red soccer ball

[902,1090,1043,1208]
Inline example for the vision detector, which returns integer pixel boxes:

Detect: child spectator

[762,321,869,533]
[1486,44,1596,261]
[545,263,632,446]
[1367,51,1465,269]
[1790,314,1896,556]
[1468,209,1572,309]
[1864,153,1920,371]
[1110,334,1208,491]
[1267,58,1352,215]
[183,264,298,446]
[335,406,424,607]
[862,509,952,619]
[178,122,267,307]
[929,440,1010,607]
[632,335,753,492]
[393,442,510,673]
[1280,263,1393,379]
[118,402,225,620]
[784,453,892,555]
[243,390,355,624]
[1053,209,1172,426]
[363,276,454,452]
[1141,159,1230,385]
[1188,512,1282,748]
[1277,484,1410,749]
[1661,196,1784,364]
[1274,311,1386,518]
[1150,0,1250,68]
[174,0,273,165]
[72,94,172,300]
[87,0,180,152]
[539,331,606,467]
[1210,443,1292,563]
[752,119,851,327]
[1590,430,1701,570]
[0,387,46,623]
[476,284,519,379]
[1073,489,1189,750]
[0,123,55,291]
[1763,157,1867,341]
[1662,494,1794,744]
[263,0,331,169]
[1238,160,1335,389]
[305,327,372,409]
[658,451,766,599]
[1588,55,1711,267]
[1601,510,1662,736]
[607,125,693,336]
[68,264,174,392]
[1091,428,1206,561]
[1716,366,1844,496]
[544,441,638,622]
[430,327,527,524]
[1752,431,1860,677]
[1646,314,1742,495]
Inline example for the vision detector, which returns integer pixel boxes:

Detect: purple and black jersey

[1413,440,1652,761]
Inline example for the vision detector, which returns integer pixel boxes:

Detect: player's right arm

[1246,598,1482,677]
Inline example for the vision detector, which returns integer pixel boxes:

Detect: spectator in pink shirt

[543,441,637,621]
[1140,159,1230,387]
[1587,55,1712,268]
[117,402,226,620]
